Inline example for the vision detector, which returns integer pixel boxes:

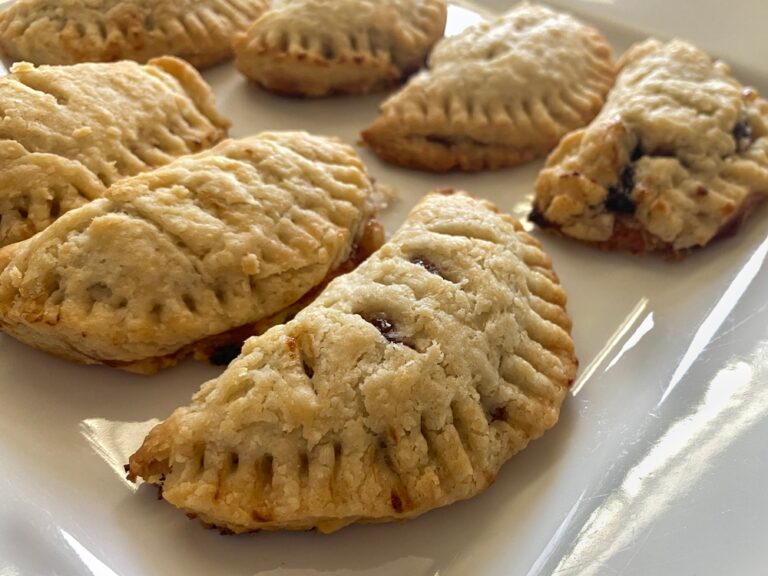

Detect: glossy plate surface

[1,1,767,575]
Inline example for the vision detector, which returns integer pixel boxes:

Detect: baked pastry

[361,3,615,171]
[127,190,577,533]
[0,0,270,68]
[0,132,382,374]
[233,0,447,97]
[531,39,768,256]
[0,57,229,247]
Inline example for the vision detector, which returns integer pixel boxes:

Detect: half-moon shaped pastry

[0,132,382,374]
[0,0,270,68]
[0,57,229,248]
[233,0,447,97]
[531,39,768,256]
[361,3,615,171]
[127,190,577,533]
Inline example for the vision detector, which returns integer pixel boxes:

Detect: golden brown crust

[105,215,385,374]
[0,58,229,247]
[128,190,577,533]
[361,3,615,172]
[233,0,447,97]
[0,133,379,374]
[531,39,768,255]
[0,0,270,68]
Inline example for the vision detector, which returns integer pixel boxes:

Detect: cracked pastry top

[361,3,615,172]
[0,57,229,248]
[0,0,270,68]
[531,39,768,255]
[127,190,578,533]
[0,132,381,375]
[233,0,447,97]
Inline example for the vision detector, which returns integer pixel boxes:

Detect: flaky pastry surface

[532,39,768,255]
[128,191,577,533]
[0,57,229,247]
[233,0,447,97]
[362,3,615,171]
[0,0,270,68]
[0,132,377,374]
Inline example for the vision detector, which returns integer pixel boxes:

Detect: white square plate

[1,1,767,575]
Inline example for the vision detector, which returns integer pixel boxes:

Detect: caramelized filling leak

[390,491,404,513]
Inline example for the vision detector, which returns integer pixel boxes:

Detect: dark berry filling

[528,206,552,228]
[410,255,442,276]
[210,343,243,366]
[733,118,753,151]
[490,406,508,422]
[361,313,400,344]
[605,165,636,214]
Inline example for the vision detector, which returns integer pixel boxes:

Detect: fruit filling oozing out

[600,116,758,217]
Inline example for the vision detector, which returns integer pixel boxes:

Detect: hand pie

[0,57,229,247]
[361,3,615,172]
[233,0,447,97]
[0,0,270,68]
[0,132,382,375]
[531,39,768,256]
[127,190,577,533]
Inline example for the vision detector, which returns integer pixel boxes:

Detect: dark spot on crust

[123,463,130,473]
[410,255,442,276]
[390,491,404,513]
[490,406,508,422]
[605,165,636,214]
[528,206,553,228]
[186,513,198,520]
[733,118,753,151]
[425,134,455,147]
[696,187,709,197]
[209,343,243,366]
[302,359,314,379]
[630,144,644,161]
[361,313,400,344]
[648,147,676,158]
